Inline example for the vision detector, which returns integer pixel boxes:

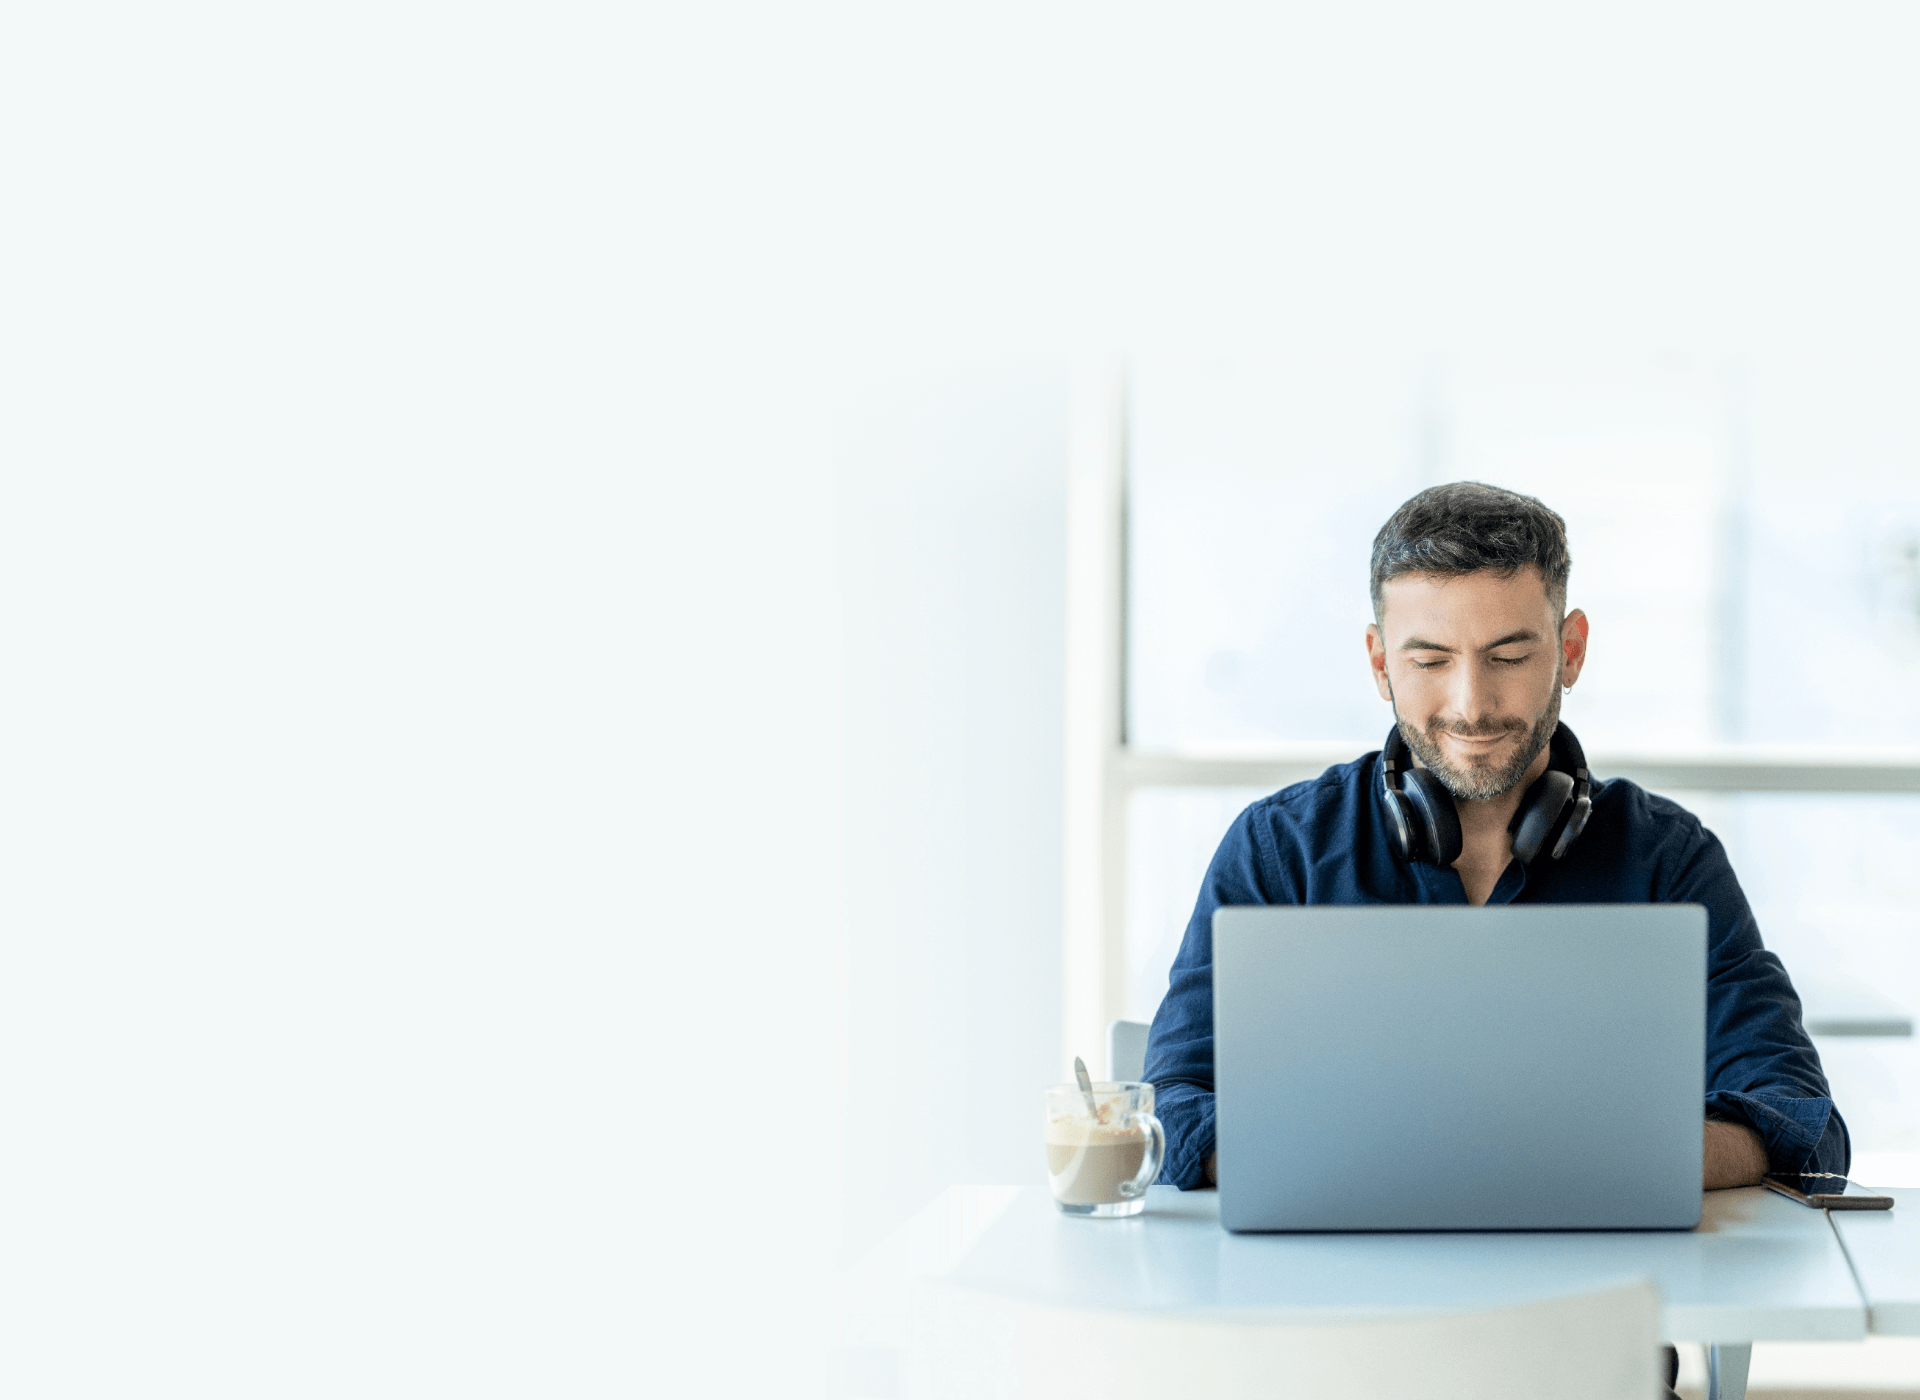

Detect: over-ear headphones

[1379,722,1592,868]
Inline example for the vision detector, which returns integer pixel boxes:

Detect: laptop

[1213,904,1706,1232]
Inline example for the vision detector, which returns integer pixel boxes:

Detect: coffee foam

[1045,1114,1146,1146]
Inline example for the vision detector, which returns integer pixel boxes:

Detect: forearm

[1145,1079,1217,1190]
[1704,1118,1768,1189]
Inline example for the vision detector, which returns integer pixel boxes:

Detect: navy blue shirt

[1143,751,1849,1191]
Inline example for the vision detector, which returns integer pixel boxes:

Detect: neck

[1453,744,1553,841]
[1409,743,1555,903]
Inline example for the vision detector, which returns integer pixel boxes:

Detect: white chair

[907,1276,1661,1400]
[1107,1018,1150,1083]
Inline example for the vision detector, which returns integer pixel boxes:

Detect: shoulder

[1197,753,1380,904]
[1582,774,1756,943]
[1585,773,1724,868]
[1237,753,1377,847]
[1590,774,1709,836]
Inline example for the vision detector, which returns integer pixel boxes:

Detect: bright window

[1123,355,1920,1178]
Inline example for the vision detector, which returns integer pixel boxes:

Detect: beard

[1395,677,1562,803]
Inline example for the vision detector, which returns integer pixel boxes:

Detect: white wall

[835,365,1068,1260]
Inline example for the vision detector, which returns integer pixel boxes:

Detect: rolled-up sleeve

[1664,815,1850,1177]
[1142,803,1288,1189]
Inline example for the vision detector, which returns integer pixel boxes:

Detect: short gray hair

[1370,482,1571,622]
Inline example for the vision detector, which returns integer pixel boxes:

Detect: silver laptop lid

[1214,904,1706,1232]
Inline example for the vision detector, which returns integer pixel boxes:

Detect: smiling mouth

[1441,731,1519,754]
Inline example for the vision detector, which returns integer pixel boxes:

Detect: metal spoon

[1073,1056,1103,1125]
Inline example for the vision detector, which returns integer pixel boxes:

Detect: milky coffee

[1045,1116,1149,1205]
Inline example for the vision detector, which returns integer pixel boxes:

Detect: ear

[1366,623,1393,701]
[1560,608,1590,688]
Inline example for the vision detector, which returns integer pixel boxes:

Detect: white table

[1829,1186,1920,1336]
[913,1185,1868,1400]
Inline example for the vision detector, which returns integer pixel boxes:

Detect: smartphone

[1763,1172,1894,1210]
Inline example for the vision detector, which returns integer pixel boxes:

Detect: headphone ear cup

[1401,769,1463,866]
[1550,794,1592,861]
[1381,786,1418,862]
[1510,769,1575,865]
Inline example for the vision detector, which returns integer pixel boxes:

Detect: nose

[1447,656,1499,728]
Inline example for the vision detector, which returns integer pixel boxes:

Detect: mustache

[1427,719,1528,738]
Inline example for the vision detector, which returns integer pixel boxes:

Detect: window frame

[1063,370,1920,1076]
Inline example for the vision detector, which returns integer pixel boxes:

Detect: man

[1143,479,1847,1194]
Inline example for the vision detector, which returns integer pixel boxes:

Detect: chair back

[1107,1018,1149,1083]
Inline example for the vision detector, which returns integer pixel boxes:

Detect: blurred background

[5,3,1919,1396]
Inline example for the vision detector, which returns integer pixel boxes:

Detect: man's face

[1364,567,1589,802]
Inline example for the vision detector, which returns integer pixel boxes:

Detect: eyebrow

[1398,630,1542,654]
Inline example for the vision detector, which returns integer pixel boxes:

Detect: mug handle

[1118,1110,1166,1199]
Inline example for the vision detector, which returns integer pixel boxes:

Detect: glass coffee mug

[1043,1081,1166,1217]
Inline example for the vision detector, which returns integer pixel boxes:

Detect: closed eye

[1491,654,1530,665]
